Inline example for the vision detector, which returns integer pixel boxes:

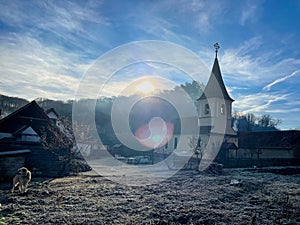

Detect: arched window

[204,104,210,115]
[220,104,225,114]
[174,137,178,149]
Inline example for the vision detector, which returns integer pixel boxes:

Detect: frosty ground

[0,168,299,225]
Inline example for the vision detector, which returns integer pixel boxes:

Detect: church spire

[197,43,234,102]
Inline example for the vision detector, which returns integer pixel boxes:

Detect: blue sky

[0,0,300,130]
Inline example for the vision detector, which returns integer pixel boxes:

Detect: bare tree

[188,135,203,160]
[258,114,281,128]
[233,112,281,131]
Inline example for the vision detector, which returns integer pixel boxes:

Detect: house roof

[0,149,31,156]
[238,130,300,149]
[0,101,72,147]
[0,101,49,134]
[197,57,234,101]
[45,108,60,118]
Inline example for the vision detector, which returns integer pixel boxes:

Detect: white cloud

[0,1,109,30]
[221,37,263,77]
[0,0,112,55]
[74,41,211,99]
[234,92,289,113]
[240,5,257,25]
[0,34,89,100]
[195,36,300,125]
[264,108,300,113]
[176,0,227,33]
[263,70,300,91]
[239,0,263,25]
[133,16,178,41]
[215,38,300,88]
[130,0,227,40]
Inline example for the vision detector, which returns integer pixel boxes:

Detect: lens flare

[134,117,174,148]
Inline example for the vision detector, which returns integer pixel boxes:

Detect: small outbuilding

[0,101,73,178]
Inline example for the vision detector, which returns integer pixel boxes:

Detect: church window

[174,137,178,149]
[220,104,225,114]
[204,104,210,115]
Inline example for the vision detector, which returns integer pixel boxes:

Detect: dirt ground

[0,168,299,225]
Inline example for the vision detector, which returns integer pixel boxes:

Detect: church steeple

[197,43,238,162]
[198,43,234,102]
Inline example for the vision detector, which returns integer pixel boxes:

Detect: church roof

[197,45,234,101]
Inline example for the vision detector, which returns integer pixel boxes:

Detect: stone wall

[0,155,25,179]
[25,146,70,177]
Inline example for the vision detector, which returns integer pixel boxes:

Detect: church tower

[197,43,238,160]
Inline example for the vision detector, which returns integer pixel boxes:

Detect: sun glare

[135,81,155,94]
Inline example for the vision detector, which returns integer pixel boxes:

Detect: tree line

[0,81,281,140]
[232,112,281,132]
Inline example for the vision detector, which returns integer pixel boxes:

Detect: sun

[135,81,155,94]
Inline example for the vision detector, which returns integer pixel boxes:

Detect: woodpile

[204,162,223,175]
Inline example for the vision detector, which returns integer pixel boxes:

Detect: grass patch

[0,214,6,225]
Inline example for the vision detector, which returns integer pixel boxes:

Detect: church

[196,43,299,168]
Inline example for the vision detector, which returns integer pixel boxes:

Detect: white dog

[11,167,31,194]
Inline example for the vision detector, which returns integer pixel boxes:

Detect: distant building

[196,44,300,167]
[0,101,72,178]
[233,131,300,167]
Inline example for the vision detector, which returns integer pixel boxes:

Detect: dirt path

[1,169,299,225]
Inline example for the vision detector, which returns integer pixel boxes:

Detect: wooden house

[0,101,72,178]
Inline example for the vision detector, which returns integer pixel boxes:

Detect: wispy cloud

[132,16,179,41]
[218,37,300,87]
[240,1,261,25]
[0,34,89,100]
[0,0,111,56]
[75,41,211,99]
[0,0,299,130]
[221,37,263,78]
[234,92,289,113]
[176,0,227,33]
[208,36,300,129]
[0,1,109,30]
[263,70,300,91]
[264,108,300,114]
[129,0,227,41]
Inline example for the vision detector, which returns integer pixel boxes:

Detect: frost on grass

[0,168,299,225]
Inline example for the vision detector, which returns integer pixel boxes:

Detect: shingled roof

[0,101,49,134]
[0,101,72,147]
[197,57,234,101]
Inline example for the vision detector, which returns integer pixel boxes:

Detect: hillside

[0,94,73,120]
[0,95,29,117]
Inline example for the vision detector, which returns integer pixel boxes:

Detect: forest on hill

[0,80,280,144]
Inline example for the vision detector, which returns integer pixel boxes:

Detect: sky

[0,0,300,130]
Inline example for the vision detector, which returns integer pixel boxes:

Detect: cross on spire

[214,43,220,58]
